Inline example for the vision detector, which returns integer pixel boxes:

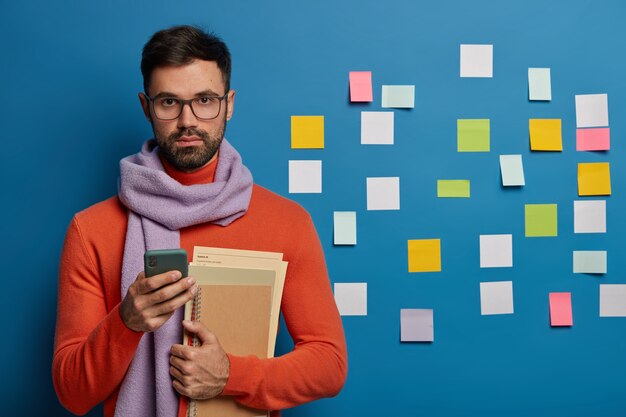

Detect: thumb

[182,320,219,345]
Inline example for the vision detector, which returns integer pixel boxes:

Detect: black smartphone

[144,249,189,278]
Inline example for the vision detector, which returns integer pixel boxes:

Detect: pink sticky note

[349,71,373,102]
[576,128,610,151]
[549,292,573,326]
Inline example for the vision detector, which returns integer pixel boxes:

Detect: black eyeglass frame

[144,92,229,120]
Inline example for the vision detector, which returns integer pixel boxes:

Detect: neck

[159,152,219,186]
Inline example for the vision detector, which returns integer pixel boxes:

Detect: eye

[197,96,217,105]
[159,98,178,107]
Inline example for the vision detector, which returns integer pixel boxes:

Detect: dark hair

[141,25,231,94]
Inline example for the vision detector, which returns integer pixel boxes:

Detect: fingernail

[187,276,196,285]
[171,271,181,279]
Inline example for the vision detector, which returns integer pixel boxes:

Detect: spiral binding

[188,287,202,417]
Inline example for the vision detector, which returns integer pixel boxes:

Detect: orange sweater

[52,158,348,416]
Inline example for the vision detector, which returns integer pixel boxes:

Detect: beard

[155,117,226,171]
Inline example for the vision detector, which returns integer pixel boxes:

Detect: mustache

[168,128,210,141]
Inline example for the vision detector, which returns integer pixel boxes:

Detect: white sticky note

[460,44,493,78]
[400,309,434,342]
[480,281,514,315]
[361,111,394,145]
[367,177,400,210]
[600,284,626,317]
[499,155,525,186]
[480,234,513,268]
[334,283,367,316]
[288,160,322,193]
[575,94,609,128]
[382,85,415,108]
[573,251,607,274]
[334,211,357,245]
[574,200,606,233]
[528,68,551,101]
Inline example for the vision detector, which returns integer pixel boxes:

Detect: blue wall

[3,0,626,416]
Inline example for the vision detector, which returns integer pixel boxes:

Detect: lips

[176,136,203,147]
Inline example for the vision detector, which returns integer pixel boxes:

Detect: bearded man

[52,25,347,417]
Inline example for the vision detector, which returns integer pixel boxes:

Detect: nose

[177,102,199,129]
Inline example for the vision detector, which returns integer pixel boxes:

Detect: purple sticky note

[400,309,434,342]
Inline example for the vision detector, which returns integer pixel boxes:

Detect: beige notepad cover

[191,285,271,417]
[185,264,275,417]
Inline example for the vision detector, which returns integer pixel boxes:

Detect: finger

[170,364,187,383]
[137,270,183,295]
[182,320,218,345]
[169,355,189,374]
[149,284,198,317]
[147,276,196,306]
[170,343,194,360]
[172,379,190,397]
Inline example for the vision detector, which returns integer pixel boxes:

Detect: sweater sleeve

[221,213,348,410]
[52,216,143,415]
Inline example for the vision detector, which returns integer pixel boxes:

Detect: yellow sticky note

[408,239,441,272]
[529,119,562,151]
[578,162,611,196]
[291,116,324,149]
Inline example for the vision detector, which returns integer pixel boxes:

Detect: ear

[225,89,235,121]
[138,93,151,122]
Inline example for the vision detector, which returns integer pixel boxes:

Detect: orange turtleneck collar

[159,153,219,186]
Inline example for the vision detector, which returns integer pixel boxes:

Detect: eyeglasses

[146,93,229,120]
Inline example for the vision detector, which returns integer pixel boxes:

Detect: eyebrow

[151,89,224,99]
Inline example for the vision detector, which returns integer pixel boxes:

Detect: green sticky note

[500,155,525,186]
[528,68,552,101]
[525,204,558,237]
[437,180,470,198]
[382,85,415,108]
[333,211,357,245]
[573,251,607,274]
[458,119,490,152]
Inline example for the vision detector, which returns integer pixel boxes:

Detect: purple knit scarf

[114,138,253,417]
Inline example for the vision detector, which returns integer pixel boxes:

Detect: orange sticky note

[578,162,611,196]
[549,292,573,326]
[349,71,373,102]
[529,119,563,151]
[576,128,610,151]
[408,239,441,273]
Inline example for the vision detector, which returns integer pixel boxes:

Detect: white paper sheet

[480,281,514,315]
[480,234,513,268]
[334,283,367,316]
[574,200,606,233]
[460,44,493,78]
[361,111,394,145]
[366,177,400,210]
[600,284,626,317]
[575,94,609,128]
[288,160,322,193]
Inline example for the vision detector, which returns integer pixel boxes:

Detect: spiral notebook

[177,248,287,417]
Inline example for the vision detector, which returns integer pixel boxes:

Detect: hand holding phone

[120,249,196,333]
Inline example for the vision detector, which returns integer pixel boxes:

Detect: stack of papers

[181,246,288,417]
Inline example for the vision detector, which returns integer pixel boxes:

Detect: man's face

[139,59,235,172]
